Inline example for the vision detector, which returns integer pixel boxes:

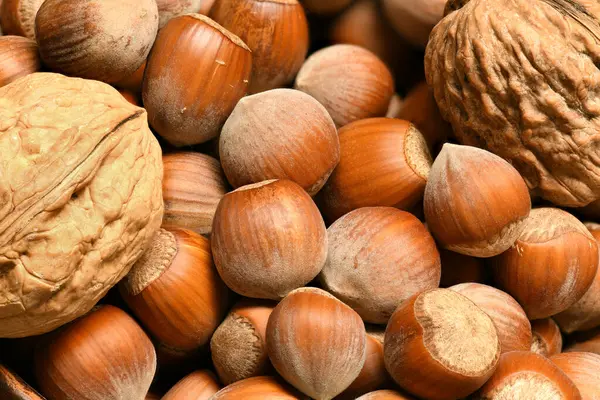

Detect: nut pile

[0,0,600,399]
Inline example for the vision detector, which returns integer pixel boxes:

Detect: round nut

[551,352,600,400]
[1,0,45,39]
[356,391,415,400]
[381,0,445,48]
[35,0,158,83]
[219,89,339,196]
[491,208,599,319]
[0,35,40,87]
[266,287,367,399]
[0,364,44,399]
[424,143,531,257]
[530,318,563,357]
[162,370,221,400]
[295,44,394,127]
[384,288,501,400]
[320,207,441,323]
[566,331,600,355]
[439,249,488,288]
[211,180,327,300]
[211,376,308,400]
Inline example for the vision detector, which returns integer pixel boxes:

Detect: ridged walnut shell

[426,0,600,207]
[318,118,432,222]
[143,14,252,146]
[551,352,600,400]
[210,0,309,93]
[0,36,40,87]
[0,73,164,338]
[491,208,599,319]
[219,89,339,196]
[0,0,45,39]
[211,180,327,300]
[35,0,158,83]
[320,207,441,324]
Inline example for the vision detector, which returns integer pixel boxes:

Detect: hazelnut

[530,318,563,357]
[211,0,309,93]
[424,143,531,257]
[115,60,146,93]
[295,44,395,127]
[162,152,229,236]
[384,288,501,400]
[0,36,40,87]
[266,287,367,399]
[319,207,441,324]
[439,249,488,288]
[554,222,600,333]
[396,82,452,154]
[35,0,158,83]
[0,363,44,399]
[551,352,600,400]
[162,370,221,400]
[118,89,140,106]
[219,89,340,195]
[146,393,161,400]
[381,0,445,48]
[143,14,252,146]
[1,0,45,39]
[212,376,308,399]
[449,283,532,353]
[35,305,157,400]
[566,331,600,355]
[210,299,276,385]
[301,0,351,15]
[120,228,230,356]
[337,327,392,400]
[356,390,415,400]
[211,180,327,300]
[157,0,210,27]
[474,351,581,400]
[491,208,599,319]
[318,118,432,222]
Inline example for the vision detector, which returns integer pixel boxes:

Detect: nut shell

[382,0,445,48]
[211,180,327,299]
[0,0,45,39]
[157,0,204,27]
[210,0,309,93]
[530,318,563,357]
[0,35,40,87]
[384,288,501,400]
[424,143,531,257]
[426,0,600,207]
[266,287,367,400]
[219,89,339,195]
[162,370,220,400]
[301,0,351,15]
[295,44,394,127]
[566,331,600,355]
[356,391,415,400]
[551,352,600,400]
[491,208,599,319]
[211,376,308,400]
[162,152,229,236]
[320,207,441,323]
[474,351,581,400]
[450,283,532,353]
[143,14,252,146]
[0,73,164,338]
[439,249,488,287]
[34,305,157,400]
[0,363,44,399]
[35,0,158,83]
[318,118,432,222]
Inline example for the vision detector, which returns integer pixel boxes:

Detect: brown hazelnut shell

[318,118,432,222]
[450,283,532,353]
[474,351,581,399]
[0,363,44,399]
[0,0,45,39]
[439,249,488,287]
[162,370,221,400]
[0,36,40,87]
[381,0,445,48]
[211,180,327,300]
[143,14,252,146]
[35,0,158,83]
[530,318,563,357]
[320,207,441,323]
[384,288,501,400]
[120,228,230,354]
[566,330,600,355]
[266,287,367,400]
[210,0,309,93]
[491,208,599,319]
[210,298,276,385]
[161,152,229,236]
[211,376,308,399]
[551,352,600,400]
[34,305,157,400]
[355,390,415,400]
[115,61,146,93]
[219,89,340,195]
[424,143,531,257]
[295,44,394,127]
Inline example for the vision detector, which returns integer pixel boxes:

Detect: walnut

[0,73,164,338]
[426,0,600,207]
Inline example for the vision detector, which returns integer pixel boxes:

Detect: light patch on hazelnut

[122,229,178,295]
[485,372,562,400]
[418,289,500,376]
[404,124,432,181]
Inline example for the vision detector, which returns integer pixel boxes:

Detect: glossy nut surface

[0,36,40,87]
[551,352,600,400]
[162,370,220,400]
[530,318,563,357]
[211,376,308,400]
